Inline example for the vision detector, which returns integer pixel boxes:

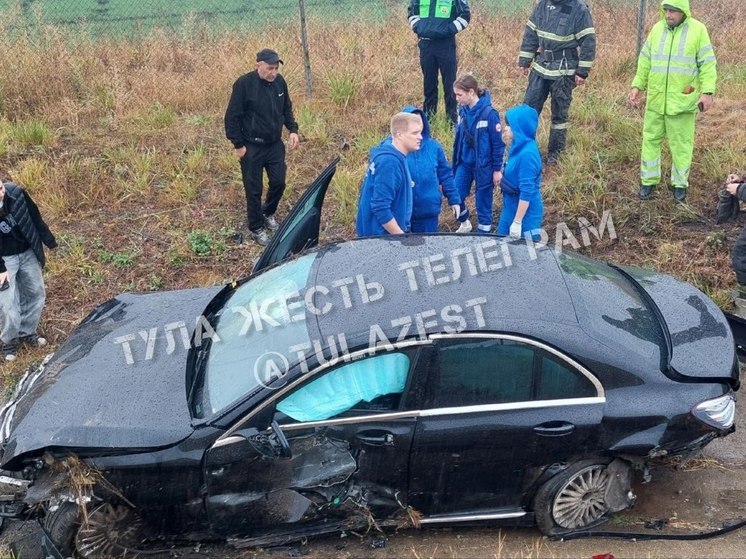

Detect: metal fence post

[636,0,647,55]
[298,0,313,98]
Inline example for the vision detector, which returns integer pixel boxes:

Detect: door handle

[355,431,394,446]
[533,421,575,437]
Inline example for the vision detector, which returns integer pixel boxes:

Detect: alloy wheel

[551,464,611,529]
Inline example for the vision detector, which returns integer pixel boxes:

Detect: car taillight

[692,392,736,430]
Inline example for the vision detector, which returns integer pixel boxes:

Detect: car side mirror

[233,420,292,460]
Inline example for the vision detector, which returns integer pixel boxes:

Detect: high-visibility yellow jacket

[631,0,716,115]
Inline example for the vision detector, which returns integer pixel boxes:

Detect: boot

[547,128,567,165]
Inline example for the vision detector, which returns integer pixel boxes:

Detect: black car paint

[3,236,737,542]
[1,286,221,469]
[0,159,739,549]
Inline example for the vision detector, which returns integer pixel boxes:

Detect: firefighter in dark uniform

[408,0,471,126]
[517,0,596,165]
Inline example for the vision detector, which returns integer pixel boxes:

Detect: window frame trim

[213,333,605,449]
[428,332,605,399]
[216,339,432,444]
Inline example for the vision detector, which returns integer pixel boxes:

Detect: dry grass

[0,0,744,382]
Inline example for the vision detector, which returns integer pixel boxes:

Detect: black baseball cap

[256,48,283,65]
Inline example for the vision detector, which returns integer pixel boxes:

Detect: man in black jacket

[408,0,471,126]
[0,181,57,361]
[726,174,746,300]
[225,48,300,246]
[518,0,596,165]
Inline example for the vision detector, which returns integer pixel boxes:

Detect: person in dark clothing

[224,48,300,246]
[408,0,471,125]
[726,174,746,296]
[518,0,596,165]
[0,181,56,361]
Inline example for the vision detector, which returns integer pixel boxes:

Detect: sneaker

[639,184,654,200]
[264,214,280,232]
[250,228,271,246]
[2,339,18,362]
[21,333,47,347]
[456,220,473,233]
[673,187,687,203]
[547,152,560,166]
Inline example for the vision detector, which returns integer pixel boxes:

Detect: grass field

[0,0,639,34]
[0,0,743,387]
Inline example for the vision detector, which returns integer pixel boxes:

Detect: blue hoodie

[500,104,542,201]
[452,90,506,188]
[355,142,413,237]
[385,107,460,227]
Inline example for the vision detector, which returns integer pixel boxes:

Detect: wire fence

[4,0,654,39]
[0,0,671,113]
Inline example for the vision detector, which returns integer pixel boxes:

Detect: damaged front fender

[205,433,357,534]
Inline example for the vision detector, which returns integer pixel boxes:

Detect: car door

[252,156,339,274]
[203,344,429,537]
[408,334,605,517]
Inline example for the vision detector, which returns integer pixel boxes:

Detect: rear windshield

[557,252,665,364]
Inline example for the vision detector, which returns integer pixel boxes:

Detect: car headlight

[692,392,736,430]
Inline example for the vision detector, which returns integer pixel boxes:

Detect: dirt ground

[3,391,746,559]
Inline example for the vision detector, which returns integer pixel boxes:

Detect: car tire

[532,458,613,535]
[42,501,81,557]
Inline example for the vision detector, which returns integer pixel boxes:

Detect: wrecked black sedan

[0,159,739,557]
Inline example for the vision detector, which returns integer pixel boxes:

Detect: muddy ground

[3,389,746,559]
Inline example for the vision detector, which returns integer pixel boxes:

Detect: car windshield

[201,253,317,416]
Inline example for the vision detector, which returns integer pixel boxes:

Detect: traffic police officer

[408,0,471,126]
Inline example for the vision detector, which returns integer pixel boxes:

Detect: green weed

[0,118,55,149]
[296,105,330,144]
[98,249,137,268]
[327,72,361,108]
[330,165,363,229]
[188,230,225,256]
[13,157,49,192]
[148,274,165,291]
[138,102,175,128]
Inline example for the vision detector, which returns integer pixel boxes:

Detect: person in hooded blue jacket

[497,104,544,240]
[389,107,461,233]
[452,75,506,234]
[356,113,423,237]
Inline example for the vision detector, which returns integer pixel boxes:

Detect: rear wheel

[533,459,613,535]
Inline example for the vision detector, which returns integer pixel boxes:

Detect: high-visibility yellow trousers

[640,111,696,189]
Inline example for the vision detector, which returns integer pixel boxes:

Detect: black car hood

[1,286,221,467]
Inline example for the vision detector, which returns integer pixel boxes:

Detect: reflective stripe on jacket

[518,0,596,79]
[407,0,471,40]
[631,0,716,115]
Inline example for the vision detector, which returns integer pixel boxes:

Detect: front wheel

[42,502,80,557]
[532,459,614,535]
[43,502,145,558]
